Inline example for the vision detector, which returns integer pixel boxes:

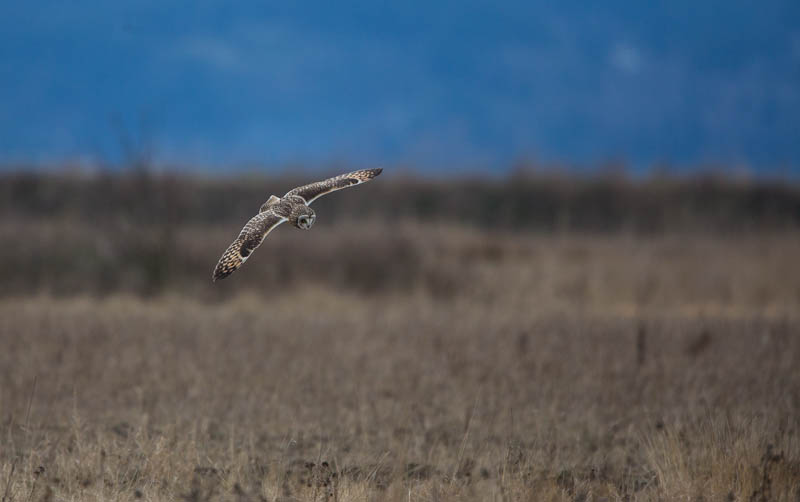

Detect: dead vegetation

[0,172,799,500]
[1,280,799,501]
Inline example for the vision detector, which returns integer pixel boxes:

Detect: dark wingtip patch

[360,168,382,179]
[212,266,232,282]
[349,168,382,184]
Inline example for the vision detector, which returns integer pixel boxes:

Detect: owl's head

[290,204,316,230]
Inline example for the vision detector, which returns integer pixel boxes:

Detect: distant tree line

[1,169,799,233]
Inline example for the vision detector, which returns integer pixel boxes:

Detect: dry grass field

[1,172,799,501]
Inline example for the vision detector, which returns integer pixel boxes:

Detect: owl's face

[290,205,316,229]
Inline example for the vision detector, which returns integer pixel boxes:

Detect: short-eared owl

[213,168,382,281]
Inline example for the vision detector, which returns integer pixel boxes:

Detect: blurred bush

[1,168,798,299]
[3,169,799,232]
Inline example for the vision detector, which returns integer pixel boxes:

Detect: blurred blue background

[1,1,798,173]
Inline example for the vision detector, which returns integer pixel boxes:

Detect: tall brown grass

[0,171,799,500]
[1,291,798,501]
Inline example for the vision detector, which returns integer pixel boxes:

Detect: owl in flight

[213,168,382,281]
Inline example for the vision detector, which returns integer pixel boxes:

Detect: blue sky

[1,1,799,172]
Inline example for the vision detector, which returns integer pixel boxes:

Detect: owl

[213,168,382,281]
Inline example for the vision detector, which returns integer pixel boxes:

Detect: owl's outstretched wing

[284,168,382,205]
[212,210,287,282]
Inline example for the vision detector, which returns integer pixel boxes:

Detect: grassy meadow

[1,170,799,501]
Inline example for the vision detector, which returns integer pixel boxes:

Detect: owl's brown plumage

[212,211,287,281]
[285,168,383,204]
[212,168,382,282]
